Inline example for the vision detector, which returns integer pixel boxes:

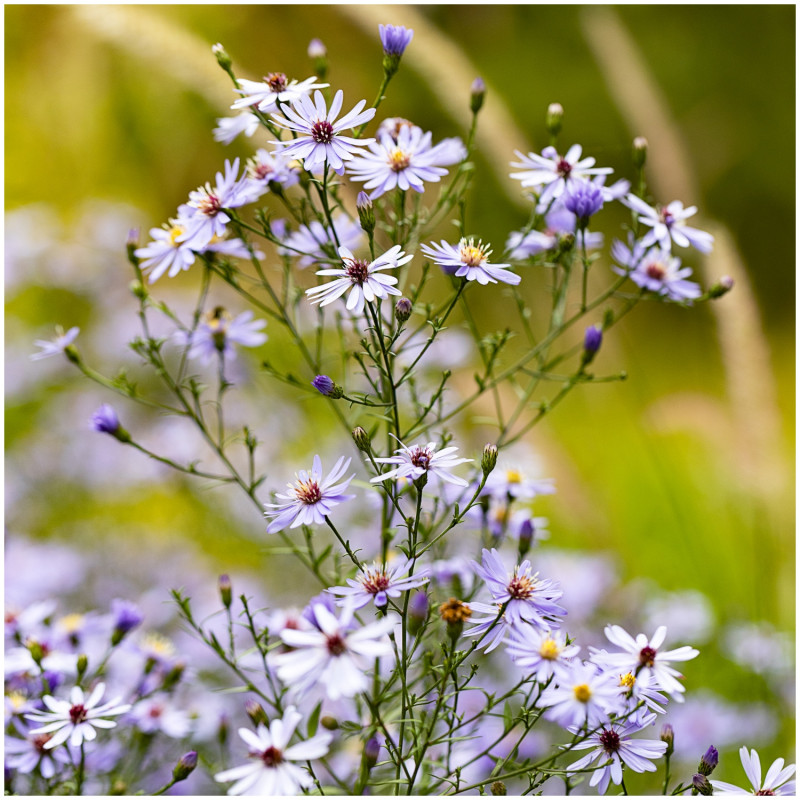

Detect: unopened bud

[546,103,564,138]
[217,714,229,747]
[708,275,734,299]
[219,574,233,609]
[76,654,88,680]
[581,325,603,367]
[408,591,429,636]
[518,518,534,559]
[245,700,268,727]
[308,38,328,80]
[632,136,648,169]
[26,639,45,666]
[211,43,232,72]
[481,443,498,476]
[312,375,344,399]
[395,297,412,323]
[491,781,507,796]
[110,780,127,795]
[320,715,339,731]
[162,661,186,690]
[126,228,139,262]
[364,737,380,769]
[698,746,719,776]
[356,191,375,234]
[173,751,198,782]
[692,773,713,796]
[129,279,147,300]
[352,426,371,453]
[470,77,486,114]
[660,724,674,757]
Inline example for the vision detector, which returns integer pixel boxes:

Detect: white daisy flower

[370,439,473,487]
[420,238,521,286]
[231,73,327,113]
[622,194,714,253]
[328,558,429,609]
[711,746,796,796]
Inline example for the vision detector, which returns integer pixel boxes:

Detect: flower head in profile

[25,683,131,749]
[272,603,398,700]
[215,706,332,796]
[510,144,614,205]
[231,73,328,113]
[623,194,714,253]
[612,238,702,303]
[241,148,301,202]
[347,123,465,199]
[177,307,267,365]
[420,238,521,285]
[371,438,473,487]
[31,326,79,361]
[213,111,260,145]
[379,24,414,56]
[305,244,410,313]
[89,404,121,436]
[567,713,668,795]
[272,90,376,175]
[711,746,796,796]
[264,455,355,533]
[278,213,365,269]
[328,558,429,609]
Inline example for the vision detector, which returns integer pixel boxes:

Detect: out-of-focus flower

[128,694,192,738]
[31,327,79,361]
[264,455,355,533]
[371,439,472,487]
[4,731,72,778]
[26,683,131,748]
[623,194,714,253]
[421,238,521,285]
[612,238,702,302]
[110,599,143,644]
[90,405,122,437]
[482,464,556,501]
[272,603,398,700]
[242,148,301,201]
[272,90,376,175]
[711,747,796,796]
[305,245,410,313]
[278,213,364,269]
[215,706,332,795]
[213,111,260,144]
[231,73,327,113]
[347,123,465,199]
[567,713,668,795]
[723,621,794,679]
[504,626,579,683]
[177,308,267,364]
[540,660,619,729]
[328,559,429,609]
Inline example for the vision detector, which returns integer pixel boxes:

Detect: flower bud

[217,714,229,747]
[129,279,147,299]
[546,103,564,138]
[364,737,381,769]
[312,375,344,399]
[379,24,413,77]
[110,780,127,795]
[660,724,674,757]
[352,426,371,453]
[698,746,719,776]
[320,715,339,731]
[692,773,713,796]
[126,228,139,261]
[173,751,198,782]
[708,275,734,299]
[162,660,186,691]
[395,297,412,323]
[90,404,132,443]
[219,574,233,609]
[632,136,648,169]
[76,654,88,679]
[470,77,486,114]
[356,191,375,234]
[581,325,603,367]
[491,781,507,796]
[26,639,45,666]
[481,443,498,476]
[211,43,232,72]
[245,700,268,727]
[307,38,328,81]
[408,591,429,636]
[518,518,534,559]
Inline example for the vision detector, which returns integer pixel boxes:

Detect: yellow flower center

[539,638,562,660]
[619,672,636,689]
[168,225,185,245]
[388,148,411,172]
[57,613,85,634]
[573,683,592,703]
[142,632,176,658]
[505,469,523,484]
[8,691,27,711]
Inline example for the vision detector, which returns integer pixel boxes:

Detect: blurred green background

[5,3,795,772]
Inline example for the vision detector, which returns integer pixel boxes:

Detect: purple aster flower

[128,694,191,738]
[177,158,251,250]
[370,438,473,487]
[264,455,355,533]
[328,559,430,609]
[241,148,300,202]
[134,220,196,282]
[272,603,398,700]
[482,464,556,501]
[213,111,260,144]
[111,599,143,640]
[420,238,521,285]
[215,706,332,796]
[231,73,327,113]
[612,237,702,302]
[278,212,364,268]
[505,228,557,260]
[510,144,614,206]
[563,178,604,223]
[4,731,72,778]
[25,683,131,749]
[379,23,414,56]
[539,660,620,729]
[623,194,714,253]
[272,90,376,175]
[711,747,796,795]
[305,244,410,313]
[347,123,466,199]
[591,625,699,700]
[89,404,120,435]
[472,548,566,630]
[504,626,580,683]
[699,746,719,776]
[312,375,337,396]
[568,713,668,795]
[176,308,267,365]
[31,326,79,361]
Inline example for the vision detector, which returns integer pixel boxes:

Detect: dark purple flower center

[197,192,222,217]
[755,791,775,796]
[265,72,288,93]
[409,447,433,470]
[639,646,657,667]
[507,573,536,600]
[599,728,621,755]
[261,745,284,767]
[69,704,88,724]
[253,162,275,181]
[660,207,675,228]
[294,478,322,505]
[645,261,666,281]
[556,158,572,178]
[312,120,335,144]
[345,258,370,285]
[326,634,347,656]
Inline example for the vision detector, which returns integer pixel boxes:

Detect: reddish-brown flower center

[645,261,666,281]
[659,207,675,227]
[294,478,322,505]
[261,745,284,767]
[312,120,335,144]
[69,704,88,725]
[196,192,222,217]
[409,446,433,470]
[507,573,536,600]
[326,634,347,656]
[388,148,411,172]
[556,158,572,177]
[755,791,776,796]
[345,258,370,285]
[265,72,288,93]
[33,734,53,753]
[639,646,657,668]
[599,728,621,755]
[252,162,275,181]
[361,569,391,595]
